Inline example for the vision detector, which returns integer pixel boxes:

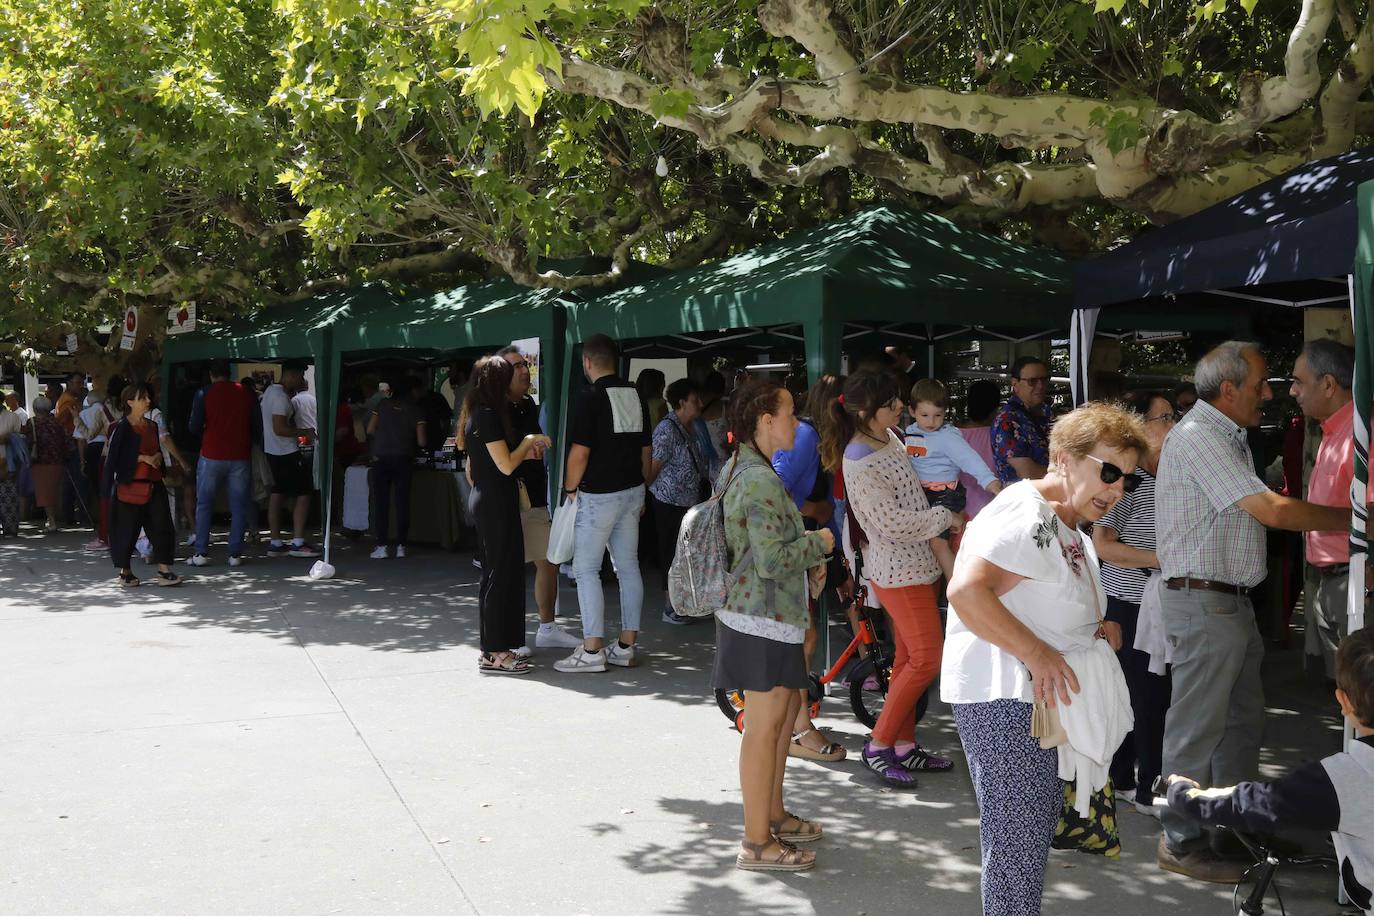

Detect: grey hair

[31,396,53,414]
[1194,341,1262,402]
[1301,338,1354,391]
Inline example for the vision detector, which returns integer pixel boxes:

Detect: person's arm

[563,443,590,492]
[848,455,953,544]
[1008,457,1047,480]
[1238,490,1350,532]
[188,390,206,439]
[731,470,830,579]
[641,445,652,485]
[946,555,1081,706]
[365,411,379,438]
[647,421,670,484]
[1165,761,1341,835]
[485,435,546,476]
[1092,524,1159,569]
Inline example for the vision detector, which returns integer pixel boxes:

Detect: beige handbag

[1030,531,1106,750]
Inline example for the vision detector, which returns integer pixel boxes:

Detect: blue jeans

[195,457,250,557]
[571,485,645,640]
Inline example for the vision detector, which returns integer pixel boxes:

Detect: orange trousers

[869,582,941,746]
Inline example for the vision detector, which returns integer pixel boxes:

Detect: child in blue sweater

[904,379,1002,579]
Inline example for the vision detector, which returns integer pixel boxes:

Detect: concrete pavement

[0,530,1355,914]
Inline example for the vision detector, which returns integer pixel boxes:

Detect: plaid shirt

[1157,399,1269,587]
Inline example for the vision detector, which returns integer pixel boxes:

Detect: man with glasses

[991,356,1053,484]
[496,345,582,655]
[1289,340,1357,681]
[1155,341,1350,884]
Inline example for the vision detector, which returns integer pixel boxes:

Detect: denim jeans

[571,485,645,639]
[195,457,251,557]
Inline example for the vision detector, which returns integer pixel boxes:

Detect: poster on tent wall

[512,336,540,403]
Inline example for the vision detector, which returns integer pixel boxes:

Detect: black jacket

[102,417,155,498]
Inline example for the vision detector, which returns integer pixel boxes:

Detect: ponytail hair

[819,369,903,472]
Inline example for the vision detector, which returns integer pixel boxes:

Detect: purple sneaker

[895,745,955,772]
[862,741,919,788]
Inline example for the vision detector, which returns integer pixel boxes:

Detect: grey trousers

[1303,563,1349,679]
[1159,585,1266,849]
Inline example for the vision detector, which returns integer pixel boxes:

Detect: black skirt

[712,619,808,692]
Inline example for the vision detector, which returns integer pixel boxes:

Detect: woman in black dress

[458,356,551,674]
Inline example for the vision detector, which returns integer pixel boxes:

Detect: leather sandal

[478,652,534,675]
[770,811,823,844]
[736,839,816,872]
[788,728,846,762]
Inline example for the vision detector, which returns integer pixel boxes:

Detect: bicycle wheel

[848,658,931,729]
[715,688,746,723]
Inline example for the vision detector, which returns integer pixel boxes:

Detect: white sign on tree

[120,307,138,351]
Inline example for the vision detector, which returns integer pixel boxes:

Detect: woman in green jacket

[715,380,835,872]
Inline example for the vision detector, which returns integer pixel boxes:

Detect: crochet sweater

[842,430,953,588]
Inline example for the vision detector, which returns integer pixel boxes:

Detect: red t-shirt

[136,420,163,482]
[200,380,254,461]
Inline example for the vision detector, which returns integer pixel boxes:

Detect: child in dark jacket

[1166,626,1374,910]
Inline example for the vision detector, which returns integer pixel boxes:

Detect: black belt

[1165,577,1250,596]
[1313,563,1350,577]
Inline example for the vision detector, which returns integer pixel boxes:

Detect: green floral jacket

[718,445,829,630]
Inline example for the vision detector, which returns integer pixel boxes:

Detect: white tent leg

[1070,307,1100,406]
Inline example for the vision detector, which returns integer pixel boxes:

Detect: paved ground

[0,529,1357,914]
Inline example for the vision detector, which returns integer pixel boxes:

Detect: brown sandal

[735,838,816,872]
[770,811,823,844]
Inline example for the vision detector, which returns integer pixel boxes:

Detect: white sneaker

[228,556,243,568]
[1135,800,1162,819]
[534,625,582,649]
[188,554,211,567]
[554,646,607,673]
[370,546,389,559]
[512,645,533,660]
[605,641,638,668]
[395,545,407,558]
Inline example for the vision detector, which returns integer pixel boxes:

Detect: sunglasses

[1015,375,1050,387]
[1084,454,1143,493]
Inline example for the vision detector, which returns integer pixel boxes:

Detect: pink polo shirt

[1306,400,1355,566]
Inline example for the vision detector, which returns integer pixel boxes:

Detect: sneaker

[605,641,638,668]
[182,533,197,547]
[471,557,482,570]
[553,646,608,673]
[1135,801,1162,820]
[534,625,583,649]
[188,554,211,567]
[288,543,322,558]
[512,645,533,660]
[1156,836,1248,884]
[228,556,243,568]
[862,742,919,788]
[84,538,107,551]
[661,609,691,626]
[370,546,389,560]
[266,542,289,558]
[395,545,407,558]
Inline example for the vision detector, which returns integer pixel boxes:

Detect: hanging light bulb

[655,155,669,177]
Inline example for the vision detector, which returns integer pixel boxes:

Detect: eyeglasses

[1144,411,1179,424]
[508,360,530,370]
[1015,375,1050,387]
[1084,454,1143,492]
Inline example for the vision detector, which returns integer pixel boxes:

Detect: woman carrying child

[821,369,960,787]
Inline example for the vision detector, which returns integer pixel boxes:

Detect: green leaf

[648,89,693,121]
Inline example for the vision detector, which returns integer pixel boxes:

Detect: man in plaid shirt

[1155,341,1350,884]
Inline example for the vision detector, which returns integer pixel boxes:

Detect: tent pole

[1069,308,1099,406]
[804,317,842,387]
[315,328,340,569]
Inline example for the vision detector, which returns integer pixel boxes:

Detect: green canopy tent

[1351,181,1374,639]
[564,205,1252,399]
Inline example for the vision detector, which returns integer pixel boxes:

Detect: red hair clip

[837,394,846,405]
[726,431,735,445]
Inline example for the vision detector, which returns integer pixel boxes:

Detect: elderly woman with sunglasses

[1091,390,1176,816]
[943,402,1150,916]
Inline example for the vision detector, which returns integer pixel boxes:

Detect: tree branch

[1315,0,1374,155]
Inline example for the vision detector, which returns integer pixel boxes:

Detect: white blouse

[941,481,1105,705]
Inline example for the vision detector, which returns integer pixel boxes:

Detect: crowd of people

[3,334,1372,915]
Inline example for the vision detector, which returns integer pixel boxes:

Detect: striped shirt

[1094,467,1156,605]
[1156,399,1269,587]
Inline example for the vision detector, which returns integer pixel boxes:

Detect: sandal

[770,811,823,844]
[478,652,534,676]
[788,729,847,762]
[118,571,141,588]
[151,571,184,587]
[735,838,816,872]
[896,745,955,772]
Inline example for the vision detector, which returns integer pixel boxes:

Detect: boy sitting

[1166,625,1374,909]
[903,378,1002,579]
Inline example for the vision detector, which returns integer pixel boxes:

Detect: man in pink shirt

[1290,339,1356,679]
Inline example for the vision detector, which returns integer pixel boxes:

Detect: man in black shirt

[554,334,652,674]
[497,345,581,655]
